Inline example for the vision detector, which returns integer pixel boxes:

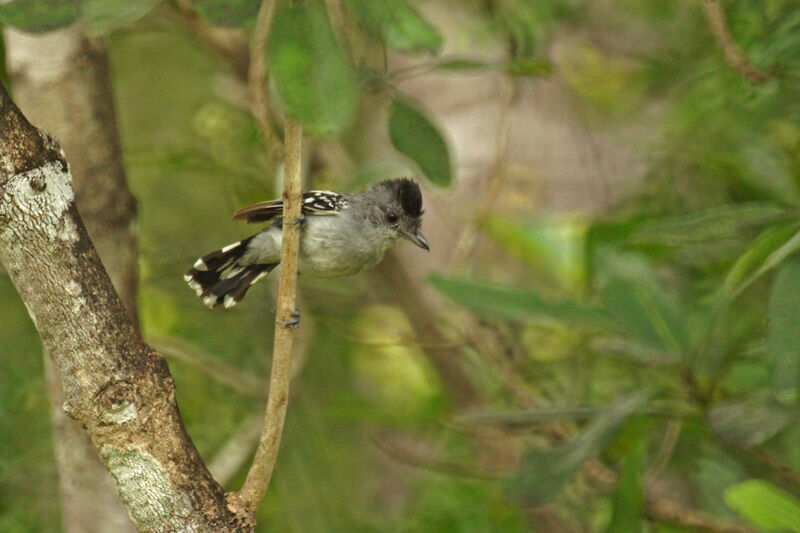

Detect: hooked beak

[402,229,430,251]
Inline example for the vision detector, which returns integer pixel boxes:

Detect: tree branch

[702,0,767,83]
[5,24,139,532]
[239,115,303,512]
[0,81,252,531]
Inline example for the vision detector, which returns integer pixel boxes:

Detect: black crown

[380,178,423,218]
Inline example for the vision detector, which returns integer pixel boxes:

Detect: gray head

[363,178,429,251]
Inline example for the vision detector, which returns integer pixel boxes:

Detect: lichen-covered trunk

[0,79,251,532]
[4,25,138,532]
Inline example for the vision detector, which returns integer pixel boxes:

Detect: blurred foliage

[388,97,451,186]
[3,0,800,532]
[270,1,359,137]
[511,394,648,505]
[725,479,800,531]
[605,437,646,532]
[0,0,79,33]
[345,0,442,55]
[193,0,260,27]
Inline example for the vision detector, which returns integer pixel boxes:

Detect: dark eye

[387,212,399,224]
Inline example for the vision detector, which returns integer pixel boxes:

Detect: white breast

[298,215,392,276]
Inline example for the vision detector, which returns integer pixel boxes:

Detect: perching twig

[248,0,283,162]
[702,0,767,83]
[239,115,303,512]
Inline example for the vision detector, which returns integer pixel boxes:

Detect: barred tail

[184,237,276,308]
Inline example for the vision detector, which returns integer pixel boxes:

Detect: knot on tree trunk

[95,379,139,426]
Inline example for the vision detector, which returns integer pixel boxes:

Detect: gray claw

[276,309,301,328]
[287,214,306,227]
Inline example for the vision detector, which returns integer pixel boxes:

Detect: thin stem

[168,0,251,80]
[372,433,503,480]
[448,76,515,270]
[647,419,682,483]
[239,115,303,512]
[702,0,767,84]
[149,335,268,398]
[208,411,265,487]
[248,0,283,162]
[646,495,755,533]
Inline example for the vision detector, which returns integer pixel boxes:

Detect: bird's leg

[274,307,301,328]
[286,213,306,227]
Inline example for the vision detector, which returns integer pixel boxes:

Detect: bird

[184,177,429,309]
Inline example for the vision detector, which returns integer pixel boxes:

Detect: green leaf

[270,2,359,137]
[584,217,652,289]
[82,0,162,36]
[504,58,553,77]
[431,58,492,72]
[192,0,260,26]
[494,0,541,57]
[0,0,79,33]
[708,397,794,448]
[599,252,689,355]
[769,257,800,404]
[723,220,800,298]
[425,57,551,77]
[725,480,800,531]
[345,0,442,54]
[630,203,789,246]
[606,439,646,533]
[389,98,451,186]
[590,337,681,366]
[480,215,586,292]
[428,275,615,330]
[511,394,648,505]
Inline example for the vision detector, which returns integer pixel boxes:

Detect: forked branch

[0,81,251,531]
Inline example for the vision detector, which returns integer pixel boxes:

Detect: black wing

[232,191,349,224]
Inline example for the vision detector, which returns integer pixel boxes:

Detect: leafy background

[3,0,800,531]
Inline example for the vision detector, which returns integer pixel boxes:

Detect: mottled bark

[5,27,137,312]
[0,82,251,531]
[4,25,139,532]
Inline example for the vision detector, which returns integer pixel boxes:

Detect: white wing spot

[203,294,217,307]
[251,271,269,285]
[224,295,237,308]
[221,241,241,253]
[222,267,244,279]
[193,258,208,271]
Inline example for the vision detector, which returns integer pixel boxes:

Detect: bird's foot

[275,308,301,328]
[287,214,306,227]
